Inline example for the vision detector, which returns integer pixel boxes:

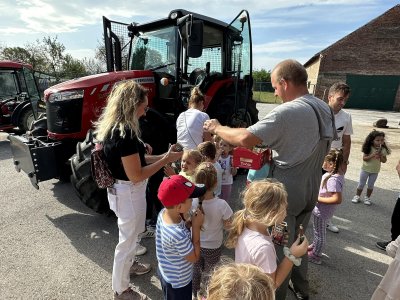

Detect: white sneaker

[139,226,155,239]
[326,222,339,233]
[135,243,147,256]
[351,195,360,203]
[364,197,372,206]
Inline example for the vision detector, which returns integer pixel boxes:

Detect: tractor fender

[10,100,31,126]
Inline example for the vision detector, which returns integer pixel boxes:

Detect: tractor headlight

[48,89,84,103]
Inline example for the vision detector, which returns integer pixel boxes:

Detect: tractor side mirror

[186,20,203,58]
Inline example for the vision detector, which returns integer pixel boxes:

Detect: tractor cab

[104,9,256,128]
[0,61,41,132]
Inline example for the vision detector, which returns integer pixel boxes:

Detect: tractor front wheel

[70,130,110,214]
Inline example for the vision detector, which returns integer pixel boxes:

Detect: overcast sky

[0,0,398,70]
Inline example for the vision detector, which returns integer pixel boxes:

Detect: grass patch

[253,91,282,104]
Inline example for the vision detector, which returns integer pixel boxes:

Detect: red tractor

[8,9,258,213]
[0,61,42,132]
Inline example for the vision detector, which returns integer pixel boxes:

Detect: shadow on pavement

[306,177,397,299]
[0,139,11,161]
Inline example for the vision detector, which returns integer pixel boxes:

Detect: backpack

[91,143,115,189]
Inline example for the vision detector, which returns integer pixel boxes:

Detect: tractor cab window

[22,67,41,118]
[0,71,19,97]
[186,25,223,83]
[130,26,177,77]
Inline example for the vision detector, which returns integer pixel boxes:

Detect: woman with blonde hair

[206,263,275,300]
[225,179,308,289]
[176,86,211,150]
[94,80,182,300]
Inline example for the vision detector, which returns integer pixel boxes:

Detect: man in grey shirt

[204,59,336,300]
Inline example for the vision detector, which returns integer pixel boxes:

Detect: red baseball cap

[158,175,206,206]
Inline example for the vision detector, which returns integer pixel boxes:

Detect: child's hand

[231,167,238,176]
[374,151,381,159]
[191,208,204,229]
[164,164,176,177]
[290,235,309,258]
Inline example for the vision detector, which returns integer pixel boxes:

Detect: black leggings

[146,170,164,222]
[391,197,400,241]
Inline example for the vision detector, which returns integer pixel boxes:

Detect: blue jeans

[158,268,192,300]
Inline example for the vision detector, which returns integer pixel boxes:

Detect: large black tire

[70,110,175,215]
[70,130,110,214]
[18,108,35,132]
[30,116,48,137]
[247,98,259,125]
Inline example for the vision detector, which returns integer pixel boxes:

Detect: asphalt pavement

[0,103,399,299]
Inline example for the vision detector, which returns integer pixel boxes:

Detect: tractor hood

[44,70,154,98]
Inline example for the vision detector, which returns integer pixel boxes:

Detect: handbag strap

[184,111,198,147]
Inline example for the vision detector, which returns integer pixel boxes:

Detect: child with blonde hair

[205,263,275,300]
[226,179,308,288]
[192,162,233,298]
[197,141,223,197]
[164,149,203,182]
[218,139,237,202]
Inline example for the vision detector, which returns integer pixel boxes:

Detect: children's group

[96,59,399,300]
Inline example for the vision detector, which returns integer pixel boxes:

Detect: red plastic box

[232,147,271,170]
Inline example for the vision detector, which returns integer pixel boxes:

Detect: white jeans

[108,179,147,294]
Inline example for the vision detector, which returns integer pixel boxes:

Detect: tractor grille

[46,98,83,134]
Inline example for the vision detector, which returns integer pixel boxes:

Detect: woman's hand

[164,144,183,163]
[144,143,153,155]
[290,235,309,258]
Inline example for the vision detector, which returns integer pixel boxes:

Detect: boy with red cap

[156,175,206,299]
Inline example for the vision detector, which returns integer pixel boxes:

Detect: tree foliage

[0,36,104,82]
[253,68,271,83]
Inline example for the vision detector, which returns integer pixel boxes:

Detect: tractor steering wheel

[189,68,207,86]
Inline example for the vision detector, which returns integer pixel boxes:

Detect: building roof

[304,4,400,67]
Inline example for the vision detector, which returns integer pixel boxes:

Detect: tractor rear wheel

[18,108,35,132]
[70,130,110,214]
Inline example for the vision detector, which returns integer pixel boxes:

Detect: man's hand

[396,160,400,177]
[203,119,221,135]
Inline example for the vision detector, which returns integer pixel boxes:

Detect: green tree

[253,68,271,82]
[40,36,66,81]
[82,57,106,75]
[0,45,46,71]
[60,54,87,79]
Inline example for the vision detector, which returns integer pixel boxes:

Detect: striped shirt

[156,209,194,288]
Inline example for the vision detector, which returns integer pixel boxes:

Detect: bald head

[272,59,308,87]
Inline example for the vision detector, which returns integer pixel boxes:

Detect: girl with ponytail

[225,179,308,288]
[308,148,345,265]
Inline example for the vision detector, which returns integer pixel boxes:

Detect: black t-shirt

[103,128,146,181]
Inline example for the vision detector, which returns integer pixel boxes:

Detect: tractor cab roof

[0,60,33,70]
[128,9,238,36]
